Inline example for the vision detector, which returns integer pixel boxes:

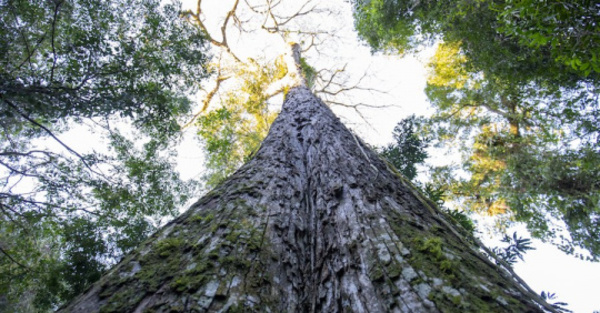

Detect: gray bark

[60,87,547,312]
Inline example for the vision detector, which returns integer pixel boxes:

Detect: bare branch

[325,100,393,110]
[2,98,104,178]
[0,160,41,178]
[0,150,57,158]
[182,0,242,62]
[315,64,348,93]
[271,0,320,27]
[183,0,381,120]
[182,73,231,130]
[0,245,30,270]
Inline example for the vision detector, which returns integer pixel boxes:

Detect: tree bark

[60,87,547,312]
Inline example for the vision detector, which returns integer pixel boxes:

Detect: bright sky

[176,0,600,311]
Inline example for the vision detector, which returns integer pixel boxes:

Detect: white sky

[175,1,600,312]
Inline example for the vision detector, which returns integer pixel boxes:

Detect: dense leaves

[197,59,285,188]
[0,130,197,311]
[1,0,207,137]
[354,0,600,259]
[354,0,599,81]
[379,115,430,181]
[0,0,208,310]
[495,1,600,77]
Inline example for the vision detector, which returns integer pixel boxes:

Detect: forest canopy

[0,0,209,310]
[354,0,600,260]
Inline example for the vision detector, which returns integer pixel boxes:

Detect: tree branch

[2,98,100,176]
[0,245,30,270]
[183,0,242,62]
[182,74,231,130]
[49,0,64,83]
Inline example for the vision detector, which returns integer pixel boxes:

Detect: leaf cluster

[196,59,284,188]
[491,231,534,266]
[379,115,430,181]
[1,0,208,138]
[540,291,573,313]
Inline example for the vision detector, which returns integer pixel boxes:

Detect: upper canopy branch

[183,0,242,62]
[179,0,388,128]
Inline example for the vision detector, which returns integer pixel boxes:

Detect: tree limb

[2,98,100,177]
[0,245,31,270]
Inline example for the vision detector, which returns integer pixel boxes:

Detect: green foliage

[58,218,107,300]
[421,183,445,207]
[495,0,600,77]
[379,115,430,181]
[197,60,283,188]
[0,129,198,311]
[491,232,535,266]
[540,291,573,313]
[441,208,476,236]
[413,236,457,277]
[354,0,597,83]
[353,0,419,54]
[377,119,478,236]
[299,57,317,88]
[1,0,208,138]
[425,48,600,257]
[377,116,478,236]
[354,0,600,259]
[420,181,476,236]
[0,0,208,310]
[416,237,444,259]
[155,238,184,258]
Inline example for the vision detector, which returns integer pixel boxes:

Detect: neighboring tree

[424,41,600,260]
[353,0,600,260]
[353,0,600,80]
[379,115,430,181]
[379,118,562,309]
[0,0,208,310]
[59,84,557,313]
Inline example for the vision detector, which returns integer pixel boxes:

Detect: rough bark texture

[60,87,546,313]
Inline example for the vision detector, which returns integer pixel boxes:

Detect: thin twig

[0,246,30,270]
[2,98,101,177]
[49,0,64,82]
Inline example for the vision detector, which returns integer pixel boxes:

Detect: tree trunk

[60,87,548,313]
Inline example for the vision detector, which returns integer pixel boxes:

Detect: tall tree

[60,81,556,312]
